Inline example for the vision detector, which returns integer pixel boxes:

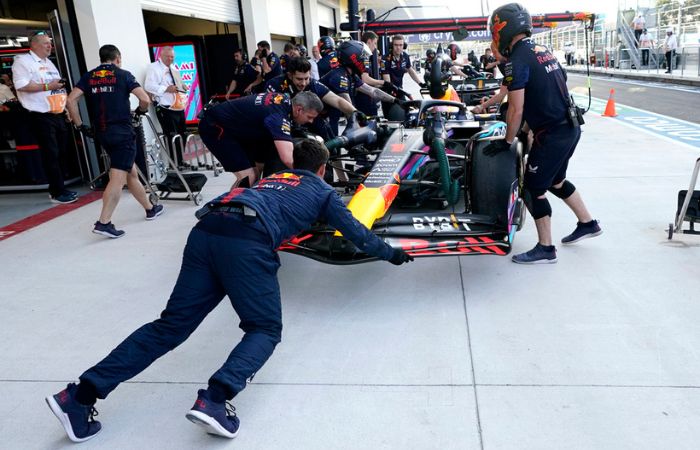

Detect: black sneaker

[145,203,164,220]
[561,220,602,245]
[512,243,558,264]
[50,192,78,204]
[185,389,240,439]
[45,383,102,443]
[92,221,125,239]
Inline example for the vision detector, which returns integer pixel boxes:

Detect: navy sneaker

[561,220,602,245]
[62,190,78,198]
[145,203,164,220]
[185,389,239,439]
[92,221,125,239]
[45,383,102,443]
[50,192,78,204]
[512,243,558,264]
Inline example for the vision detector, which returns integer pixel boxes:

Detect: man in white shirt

[631,14,645,47]
[309,46,321,81]
[12,32,77,204]
[144,46,188,161]
[663,28,678,74]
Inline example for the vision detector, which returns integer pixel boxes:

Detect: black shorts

[525,124,581,191]
[98,124,137,172]
[198,117,276,172]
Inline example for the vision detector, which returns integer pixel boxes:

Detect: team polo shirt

[317,52,339,78]
[11,50,66,113]
[320,67,363,100]
[264,74,330,99]
[262,52,282,82]
[75,63,140,132]
[231,63,258,95]
[505,38,569,131]
[206,92,293,142]
[381,51,412,88]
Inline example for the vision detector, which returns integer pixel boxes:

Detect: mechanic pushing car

[486,3,601,264]
[320,40,399,136]
[45,138,414,443]
[198,91,323,188]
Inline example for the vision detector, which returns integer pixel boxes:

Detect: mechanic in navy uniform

[321,40,399,136]
[225,49,258,99]
[265,56,361,140]
[279,42,301,72]
[198,91,323,187]
[381,35,424,90]
[66,44,163,239]
[486,3,601,264]
[45,138,413,443]
[245,41,282,94]
[316,36,339,79]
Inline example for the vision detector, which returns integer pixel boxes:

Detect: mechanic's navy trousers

[80,212,282,400]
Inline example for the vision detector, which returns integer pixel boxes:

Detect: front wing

[279,211,517,265]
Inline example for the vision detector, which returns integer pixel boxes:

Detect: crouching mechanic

[45,138,414,443]
[198,90,323,187]
[66,44,164,239]
[486,3,601,264]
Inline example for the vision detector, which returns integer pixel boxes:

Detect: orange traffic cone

[602,88,617,117]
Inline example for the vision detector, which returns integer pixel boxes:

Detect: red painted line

[15,145,40,151]
[0,191,102,242]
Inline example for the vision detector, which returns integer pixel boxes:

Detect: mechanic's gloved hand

[75,124,94,138]
[419,82,428,89]
[393,97,407,107]
[134,107,148,116]
[483,139,510,157]
[350,110,368,126]
[389,247,414,265]
[382,80,394,91]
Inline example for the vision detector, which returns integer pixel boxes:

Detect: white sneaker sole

[186,410,239,439]
[145,208,164,221]
[92,229,125,239]
[45,395,99,443]
[50,197,78,204]
[512,257,558,265]
[561,229,603,245]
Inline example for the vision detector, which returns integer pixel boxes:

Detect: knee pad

[548,180,576,199]
[523,188,551,220]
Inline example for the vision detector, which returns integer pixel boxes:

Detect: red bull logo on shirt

[92,69,115,78]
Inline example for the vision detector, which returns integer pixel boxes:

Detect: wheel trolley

[140,113,207,206]
[668,156,700,239]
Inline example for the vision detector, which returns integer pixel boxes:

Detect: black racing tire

[469,139,519,228]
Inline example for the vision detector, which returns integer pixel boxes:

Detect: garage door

[267,0,304,37]
[318,3,335,29]
[141,0,241,23]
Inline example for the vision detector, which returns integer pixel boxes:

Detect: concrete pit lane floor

[1,80,700,449]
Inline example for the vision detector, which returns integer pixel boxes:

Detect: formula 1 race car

[280,99,526,264]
